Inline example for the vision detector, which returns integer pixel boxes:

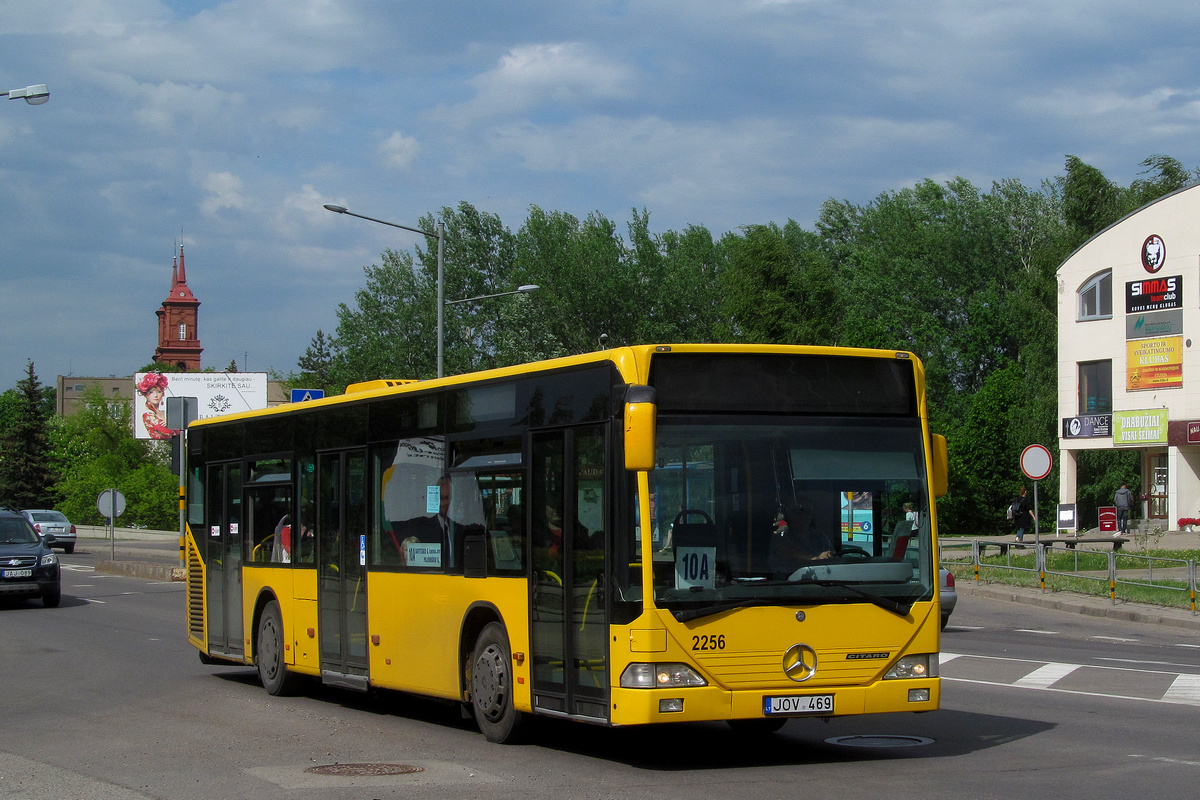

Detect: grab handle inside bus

[931,433,949,498]
[623,385,657,471]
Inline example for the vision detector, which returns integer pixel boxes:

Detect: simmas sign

[1126,274,1182,314]
[133,372,268,439]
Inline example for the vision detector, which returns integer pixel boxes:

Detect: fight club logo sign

[1142,234,1166,273]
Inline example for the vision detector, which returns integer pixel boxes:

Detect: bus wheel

[257,600,300,696]
[727,718,787,735]
[471,622,525,743]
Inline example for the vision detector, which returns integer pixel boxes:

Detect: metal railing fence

[938,539,1197,615]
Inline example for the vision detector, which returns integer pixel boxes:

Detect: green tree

[331,247,433,385]
[0,361,57,509]
[1061,154,1200,246]
[295,329,337,394]
[720,222,839,345]
[52,385,176,529]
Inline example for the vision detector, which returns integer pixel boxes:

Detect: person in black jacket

[1012,485,1036,543]
[1113,482,1135,535]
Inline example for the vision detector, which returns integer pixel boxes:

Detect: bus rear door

[317,450,370,690]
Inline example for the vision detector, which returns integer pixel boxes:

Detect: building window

[1078,270,1112,321]
[179,322,187,340]
[1079,360,1112,413]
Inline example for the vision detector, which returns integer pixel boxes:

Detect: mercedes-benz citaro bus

[184,344,948,742]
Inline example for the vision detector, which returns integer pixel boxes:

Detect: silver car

[939,567,957,629]
[21,510,76,554]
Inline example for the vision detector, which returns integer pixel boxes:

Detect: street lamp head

[517,284,540,293]
[3,84,49,105]
[323,204,348,214]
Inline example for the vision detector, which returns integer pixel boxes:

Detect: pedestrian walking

[1114,482,1134,535]
[1011,486,1035,543]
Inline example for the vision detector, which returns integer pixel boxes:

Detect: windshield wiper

[796,579,913,616]
[667,580,913,623]
[671,599,778,622]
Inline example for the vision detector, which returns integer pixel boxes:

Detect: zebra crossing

[941,651,1200,707]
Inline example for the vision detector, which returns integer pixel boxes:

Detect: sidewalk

[78,526,184,581]
[955,579,1200,632]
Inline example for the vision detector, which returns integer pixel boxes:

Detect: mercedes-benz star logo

[782,643,818,682]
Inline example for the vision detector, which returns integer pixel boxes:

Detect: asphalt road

[3,547,1200,799]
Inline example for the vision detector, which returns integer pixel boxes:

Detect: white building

[1058,183,1200,530]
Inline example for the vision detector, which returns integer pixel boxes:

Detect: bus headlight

[620,663,708,688]
[884,654,938,680]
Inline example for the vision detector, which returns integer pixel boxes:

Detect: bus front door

[530,426,609,721]
[205,462,243,658]
[317,450,370,690]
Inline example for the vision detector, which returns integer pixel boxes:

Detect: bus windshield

[627,417,934,618]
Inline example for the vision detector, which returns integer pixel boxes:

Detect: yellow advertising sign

[1126,336,1182,390]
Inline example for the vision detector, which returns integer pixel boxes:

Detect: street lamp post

[324,203,447,377]
[445,285,540,306]
[2,84,49,105]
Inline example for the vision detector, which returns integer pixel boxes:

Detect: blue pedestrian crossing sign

[291,388,325,403]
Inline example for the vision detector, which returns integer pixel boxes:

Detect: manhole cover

[305,763,425,776]
[825,735,934,748]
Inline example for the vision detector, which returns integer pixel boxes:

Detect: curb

[97,560,185,582]
[956,581,1200,632]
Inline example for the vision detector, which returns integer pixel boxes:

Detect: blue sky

[3,0,1200,390]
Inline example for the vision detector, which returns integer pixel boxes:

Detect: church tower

[154,244,203,371]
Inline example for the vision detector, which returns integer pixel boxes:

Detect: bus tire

[257,600,300,696]
[470,622,525,743]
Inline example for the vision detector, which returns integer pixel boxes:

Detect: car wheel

[63,544,75,555]
[470,622,526,743]
[940,613,950,630]
[257,600,301,696]
[43,589,61,608]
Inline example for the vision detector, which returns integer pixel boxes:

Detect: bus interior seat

[887,518,912,560]
[670,509,720,551]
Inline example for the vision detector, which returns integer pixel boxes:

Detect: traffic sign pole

[1019,445,1054,548]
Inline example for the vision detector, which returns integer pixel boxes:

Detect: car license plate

[764,694,835,715]
[2,569,33,578]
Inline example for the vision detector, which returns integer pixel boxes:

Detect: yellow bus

[185,344,948,742]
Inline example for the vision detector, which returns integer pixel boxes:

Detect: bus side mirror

[623,385,657,471]
[931,433,949,498]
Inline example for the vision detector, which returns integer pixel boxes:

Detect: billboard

[1125,274,1181,314]
[1113,409,1168,447]
[134,372,268,439]
[1126,336,1182,391]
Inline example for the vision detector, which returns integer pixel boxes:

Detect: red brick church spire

[154,244,203,371]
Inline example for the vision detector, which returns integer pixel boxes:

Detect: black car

[0,507,61,607]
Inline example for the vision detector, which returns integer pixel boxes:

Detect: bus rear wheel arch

[470,622,526,743]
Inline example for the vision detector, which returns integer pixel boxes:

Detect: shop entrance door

[1147,453,1169,519]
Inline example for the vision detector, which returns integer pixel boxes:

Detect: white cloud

[378,131,421,170]
[200,171,246,216]
[429,42,637,125]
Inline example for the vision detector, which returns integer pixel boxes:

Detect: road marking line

[1130,754,1200,768]
[1163,673,1200,703]
[1014,662,1080,688]
[944,676,1200,707]
[84,598,106,604]
[1015,629,1058,635]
